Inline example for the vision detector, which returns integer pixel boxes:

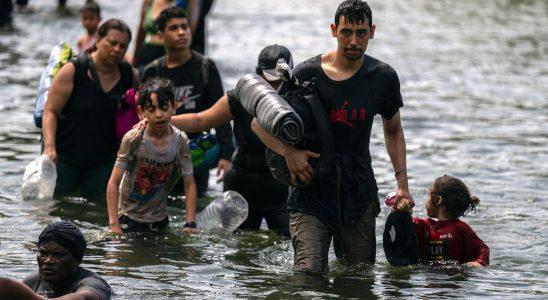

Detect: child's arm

[106,167,124,234]
[77,35,85,51]
[465,228,490,267]
[177,131,197,233]
[182,174,197,234]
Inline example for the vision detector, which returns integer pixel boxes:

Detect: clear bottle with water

[196,191,249,233]
[21,154,57,200]
[384,192,397,220]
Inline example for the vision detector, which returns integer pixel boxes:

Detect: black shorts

[119,215,169,233]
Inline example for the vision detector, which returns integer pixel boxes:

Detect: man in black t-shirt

[0,221,111,300]
[141,6,234,197]
[252,0,414,273]
[166,45,294,236]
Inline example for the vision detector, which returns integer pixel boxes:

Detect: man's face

[160,17,192,50]
[37,241,79,289]
[331,16,375,61]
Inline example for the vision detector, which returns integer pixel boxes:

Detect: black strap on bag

[301,79,334,179]
[71,55,133,113]
[86,56,133,105]
[71,55,90,89]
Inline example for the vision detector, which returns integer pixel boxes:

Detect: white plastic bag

[21,154,57,200]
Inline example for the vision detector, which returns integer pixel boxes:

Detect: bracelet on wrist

[394,169,407,177]
[183,221,197,228]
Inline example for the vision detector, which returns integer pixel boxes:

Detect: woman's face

[96,29,130,66]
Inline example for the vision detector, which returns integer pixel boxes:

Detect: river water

[1,0,547,299]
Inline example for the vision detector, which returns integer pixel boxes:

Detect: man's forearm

[251,118,289,156]
[215,123,235,160]
[383,115,409,191]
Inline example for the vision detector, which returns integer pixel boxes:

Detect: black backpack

[265,79,335,187]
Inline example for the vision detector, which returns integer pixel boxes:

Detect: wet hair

[97,18,132,42]
[155,6,188,32]
[138,77,175,108]
[38,221,87,262]
[80,1,101,17]
[335,0,372,28]
[430,175,480,219]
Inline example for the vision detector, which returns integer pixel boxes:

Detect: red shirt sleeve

[460,222,490,266]
[412,217,429,261]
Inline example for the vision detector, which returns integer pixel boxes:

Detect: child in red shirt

[393,175,490,267]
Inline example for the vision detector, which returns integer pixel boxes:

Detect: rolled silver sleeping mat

[234,73,303,145]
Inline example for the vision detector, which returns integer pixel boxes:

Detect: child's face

[139,92,175,132]
[425,188,439,218]
[80,11,101,34]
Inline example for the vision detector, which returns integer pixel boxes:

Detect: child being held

[77,1,101,55]
[388,175,490,267]
[107,77,197,234]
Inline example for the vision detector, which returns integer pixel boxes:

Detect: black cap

[38,220,87,262]
[257,45,293,81]
[383,211,419,266]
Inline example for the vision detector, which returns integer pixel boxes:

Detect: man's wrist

[394,169,407,177]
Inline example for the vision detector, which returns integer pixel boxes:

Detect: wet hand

[394,190,414,213]
[183,221,196,236]
[43,147,57,164]
[109,224,123,234]
[216,159,231,183]
[134,119,147,129]
[466,261,483,267]
[285,148,320,185]
[183,227,194,236]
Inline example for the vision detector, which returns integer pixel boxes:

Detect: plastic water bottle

[196,191,249,233]
[21,154,57,200]
[384,192,397,220]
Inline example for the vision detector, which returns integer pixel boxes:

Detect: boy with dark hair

[141,6,234,198]
[107,77,197,234]
[77,1,101,55]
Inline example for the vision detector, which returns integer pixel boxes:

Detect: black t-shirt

[23,267,111,299]
[294,54,402,154]
[288,54,403,225]
[226,89,269,173]
[141,52,234,160]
